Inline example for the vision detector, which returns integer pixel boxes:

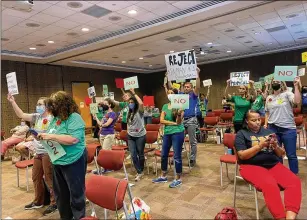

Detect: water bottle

[216,128,221,144]
[227,148,233,155]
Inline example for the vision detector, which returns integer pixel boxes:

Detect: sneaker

[134,173,144,182]
[169,179,182,188]
[24,202,43,210]
[152,176,168,183]
[42,204,57,215]
[101,169,112,174]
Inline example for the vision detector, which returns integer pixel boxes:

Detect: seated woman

[235,109,302,219]
[1,119,29,160]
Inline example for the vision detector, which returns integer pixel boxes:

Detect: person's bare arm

[7,94,33,122]
[224,80,232,100]
[293,77,301,105]
[264,111,269,129]
[206,86,210,99]
[262,82,269,99]
[194,67,201,95]
[160,110,177,126]
[38,133,79,145]
[130,89,144,111]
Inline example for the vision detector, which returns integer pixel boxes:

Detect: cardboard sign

[41,140,66,163]
[176,79,186,83]
[302,52,307,63]
[165,50,197,81]
[115,78,124,89]
[190,80,196,87]
[102,85,108,96]
[6,72,19,95]
[274,66,298,81]
[230,71,250,86]
[172,83,181,90]
[264,73,274,83]
[95,97,104,104]
[143,96,155,107]
[287,87,293,92]
[108,92,114,100]
[298,68,305,76]
[80,102,84,108]
[88,86,96,98]
[203,79,212,87]
[170,94,189,109]
[254,82,263,90]
[124,76,139,90]
[90,103,98,114]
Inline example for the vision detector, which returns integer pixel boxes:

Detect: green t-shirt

[96,110,104,121]
[46,113,86,165]
[162,104,184,135]
[119,102,128,123]
[251,95,264,111]
[230,96,251,122]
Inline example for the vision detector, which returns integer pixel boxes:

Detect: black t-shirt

[235,127,280,168]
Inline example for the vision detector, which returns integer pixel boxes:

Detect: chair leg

[233,163,237,207]
[26,166,29,192]
[104,208,107,220]
[17,168,20,187]
[154,155,158,176]
[226,163,229,178]
[123,202,129,219]
[220,162,223,187]
[90,202,96,217]
[254,187,259,220]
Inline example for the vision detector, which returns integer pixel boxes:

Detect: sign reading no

[274,66,298,81]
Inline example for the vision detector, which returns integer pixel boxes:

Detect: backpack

[214,207,238,220]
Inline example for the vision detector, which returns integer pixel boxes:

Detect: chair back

[146,131,158,144]
[85,175,128,211]
[152,117,160,124]
[206,112,215,117]
[145,124,160,131]
[223,133,236,150]
[97,150,125,171]
[227,110,234,115]
[204,116,219,126]
[114,123,122,133]
[87,145,99,164]
[213,109,224,117]
[119,130,128,142]
[294,115,303,126]
[293,108,301,116]
[220,112,233,121]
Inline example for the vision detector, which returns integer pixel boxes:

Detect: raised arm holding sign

[230,71,250,86]
[6,72,19,95]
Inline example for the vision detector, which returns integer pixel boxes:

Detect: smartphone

[29,128,38,137]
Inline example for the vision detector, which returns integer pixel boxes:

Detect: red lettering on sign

[174,98,186,104]
[126,81,135,85]
[278,71,293,76]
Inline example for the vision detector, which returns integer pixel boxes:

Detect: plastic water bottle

[227,148,233,155]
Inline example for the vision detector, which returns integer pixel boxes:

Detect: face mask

[272,83,281,91]
[129,103,135,110]
[102,104,109,111]
[36,105,46,115]
[167,94,173,101]
[98,107,103,112]
[21,122,25,126]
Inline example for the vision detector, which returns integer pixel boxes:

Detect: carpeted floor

[1,135,307,219]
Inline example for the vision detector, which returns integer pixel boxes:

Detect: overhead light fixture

[48,41,54,44]
[81,27,89,32]
[128,10,137,15]
[200,51,205,55]
[170,50,174,53]
[29,47,36,50]
[122,61,126,63]
[254,32,260,35]
[268,42,273,45]
[227,50,232,53]
[149,65,152,67]
[207,42,213,45]
[139,57,143,60]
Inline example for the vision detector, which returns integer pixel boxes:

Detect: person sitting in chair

[235,109,301,219]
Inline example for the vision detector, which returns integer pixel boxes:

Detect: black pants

[234,121,243,133]
[53,149,88,220]
[121,122,127,130]
[197,115,204,128]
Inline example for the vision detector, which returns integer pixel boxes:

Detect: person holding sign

[251,82,269,116]
[38,91,87,220]
[224,80,255,133]
[114,89,132,130]
[198,86,210,127]
[93,102,105,139]
[126,89,147,182]
[264,77,302,174]
[6,94,57,215]
[152,88,185,188]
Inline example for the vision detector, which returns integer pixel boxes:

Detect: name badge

[41,140,66,163]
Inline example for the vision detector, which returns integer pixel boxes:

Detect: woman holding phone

[7,94,56,216]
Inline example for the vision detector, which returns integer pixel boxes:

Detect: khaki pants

[99,134,115,150]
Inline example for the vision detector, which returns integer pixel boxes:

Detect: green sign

[41,140,66,163]
[170,94,189,109]
[102,85,108,96]
[264,73,274,83]
[254,82,263,90]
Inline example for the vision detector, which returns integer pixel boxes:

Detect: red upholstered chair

[114,123,122,142]
[220,133,236,187]
[82,175,132,220]
[144,131,159,174]
[206,112,215,117]
[145,124,160,132]
[295,115,305,149]
[112,130,128,151]
[213,109,224,117]
[15,159,34,192]
[86,143,100,173]
[227,110,234,115]
[200,116,219,141]
[152,117,160,124]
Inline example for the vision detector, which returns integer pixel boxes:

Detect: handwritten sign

[203,79,212,87]
[95,97,104,104]
[90,103,98,114]
[108,92,114,100]
[254,82,263,90]
[172,83,181,90]
[143,96,155,107]
[102,85,108,96]
[230,71,249,86]
[115,78,124,89]
[170,94,189,109]
[264,73,274,83]
[165,50,197,81]
[41,140,66,163]
[190,80,196,87]
[302,52,307,63]
[274,66,298,81]
[124,76,139,90]
[88,86,96,98]
[176,79,186,83]
[6,72,19,95]
[298,68,305,76]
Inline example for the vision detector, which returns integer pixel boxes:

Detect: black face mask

[272,83,281,91]
[102,104,109,111]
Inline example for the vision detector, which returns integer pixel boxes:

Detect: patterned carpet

[1,136,307,219]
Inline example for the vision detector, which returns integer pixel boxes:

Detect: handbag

[214,207,238,220]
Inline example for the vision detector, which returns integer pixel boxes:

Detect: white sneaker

[134,173,144,182]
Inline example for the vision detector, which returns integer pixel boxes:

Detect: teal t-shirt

[251,95,264,111]
[230,96,251,122]
[46,113,85,165]
[162,104,184,135]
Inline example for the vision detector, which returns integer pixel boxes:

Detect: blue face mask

[36,105,46,115]
[128,103,135,110]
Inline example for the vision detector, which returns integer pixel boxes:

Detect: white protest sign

[6,72,19,95]
[230,71,250,86]
[203,79,212,87]
[124,76,139,90]
[95,97,104,103]
[298,68,305,76]
[170,94,189,109]
[87,86,96,98]
[165,50,197,81]
[190,80,196,87]
[90,103,98,114]
[108,92,114,100]
[41,140,66,163]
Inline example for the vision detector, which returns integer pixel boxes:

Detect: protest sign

[190,80,196,87]
[302,52,307,63]
[176,79,186,83]
[170,94,189,109]
[108,92,114,100]
[6,72,19,95]
[143,96,155,107]
[274,66,298,81]
[172,83,181,90]
[230,71,250,86]
[115,78,124,89]
[102,85,108,96]
[41,140,66,163]
[89,103,98,114]
[124,76,139,90]
[203,79,212,87]
[95,97,104,104]
[87,86,96,98]
[298,68,305,77]
[165,50,197,81]
[254,82,263,90]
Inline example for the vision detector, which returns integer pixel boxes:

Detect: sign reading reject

[124,76,139,90]
[274,66,298,81]
[170,94,189,109]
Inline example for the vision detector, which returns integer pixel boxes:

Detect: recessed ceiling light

[48,41,54,44]
[254,32,260,35]
[139,57,143,60]
[207,42,213,45]
[122,61,126,63]
[149,65,152,67]
[268,42,273,45]
[227,50,232,53]
[29,47,36,50]
[81,28,89,32]
[128,10,137,15]
[170,50,174,53]
[200,51,205,55]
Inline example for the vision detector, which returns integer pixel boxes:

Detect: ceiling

[2,1,307,73]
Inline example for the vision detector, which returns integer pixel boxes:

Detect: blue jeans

[268,124,298,174]
[144,116,152,125]
[161,132,184,174]
[128,135,146,174]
